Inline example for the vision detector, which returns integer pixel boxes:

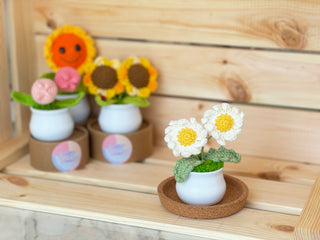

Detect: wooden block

[295,175,320,239]
[33,0,320,50]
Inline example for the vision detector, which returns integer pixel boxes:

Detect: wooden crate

[1,0,320,239]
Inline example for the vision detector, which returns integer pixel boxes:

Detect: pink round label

[102,135,132,164]
[51,141,81,172]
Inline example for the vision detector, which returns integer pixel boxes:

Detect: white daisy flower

[164,118,208,158]
[201,103,244,146]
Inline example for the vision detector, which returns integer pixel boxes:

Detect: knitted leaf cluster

[203,146,241,163]
[173,157,202,183]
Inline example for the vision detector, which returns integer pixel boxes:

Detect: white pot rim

[189,167,223,176]
[56,93,80,99]
[102,103,137,109]
[30,107,69,114]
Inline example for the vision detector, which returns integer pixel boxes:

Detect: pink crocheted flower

[54,66,81,92]
[31,78,58,104]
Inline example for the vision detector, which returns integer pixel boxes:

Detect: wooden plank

[4,154,311,215]
[148,146,320,186]
[0,173,298,240]
[295,175,320,239]
[141,96,320,164]
[35,36,320,109]
[0,0,13,144]
[7,0,37,134]
[32,0,320,51]
[0,131,29,170]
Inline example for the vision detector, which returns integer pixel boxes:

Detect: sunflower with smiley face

[44,25,96,74]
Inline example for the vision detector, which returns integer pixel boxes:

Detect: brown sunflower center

[91,65,118,89]
[128,64,150,88]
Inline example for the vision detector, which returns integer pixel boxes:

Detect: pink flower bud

[55,66,81,92]
[31,78,58,104]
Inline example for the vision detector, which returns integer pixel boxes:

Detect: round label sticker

[52,141,81,172]
[102,135,132,164]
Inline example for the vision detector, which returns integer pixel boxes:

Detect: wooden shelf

[0,144,318,239]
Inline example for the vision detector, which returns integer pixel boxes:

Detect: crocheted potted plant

[164,103,244,205]
[83,56,158,134]
[42,25,96,123]
[11,78,84,142]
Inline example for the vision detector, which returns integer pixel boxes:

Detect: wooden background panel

[32,0,320,51]
[0,0,13,143]
[142,96,320,164]
[35,36,320,109]
[7,0,37,134]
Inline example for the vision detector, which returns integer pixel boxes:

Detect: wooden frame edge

[294,174,320,239]
[0,131,29,170]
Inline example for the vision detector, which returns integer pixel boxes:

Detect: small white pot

[98,104,142,134]
[29,107,74,142]
[176,168,226,206]
[56,94,90,123]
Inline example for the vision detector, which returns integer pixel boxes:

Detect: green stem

[201,146,204,161]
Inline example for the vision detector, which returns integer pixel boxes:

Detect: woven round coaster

[157,174,248,219]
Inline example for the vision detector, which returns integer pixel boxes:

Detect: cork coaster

[87,119,153,163]
[29,127,90,172]
[157,175,248,219]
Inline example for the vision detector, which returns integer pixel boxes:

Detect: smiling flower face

[44,25,96,74]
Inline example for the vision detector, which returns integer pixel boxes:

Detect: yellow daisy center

[215,113,234,132]
[177,127,197,147]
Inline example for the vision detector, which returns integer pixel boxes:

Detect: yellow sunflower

[44,25,96,74]
[83,56,124,98]
[119,56,158,98]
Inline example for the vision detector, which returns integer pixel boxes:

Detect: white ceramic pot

[56,94,90,123]
[98,104,142,134]
[29,107,74,142]
[176,168,226,206]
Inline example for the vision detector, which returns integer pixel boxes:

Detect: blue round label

[51,141,81,172]
[102,135,132,164]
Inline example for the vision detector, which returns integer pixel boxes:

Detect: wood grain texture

[7,0,37,134]
[32,0,320,50]
[295,175,320,239]
[4,153,312,216]
[0,131,29,170]
[35,36,320,109]
[147,146,320,186]
[0,0,13,143]
[141,96,320,164]
[0,172,298,239]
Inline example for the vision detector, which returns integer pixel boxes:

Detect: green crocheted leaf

[55,91,85,108]
[122,96,150,107]
[39,72,55,80]
[95,95,117,106]
[11,92,35,107]
[173,157,202,183]
[203,146,241,163]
